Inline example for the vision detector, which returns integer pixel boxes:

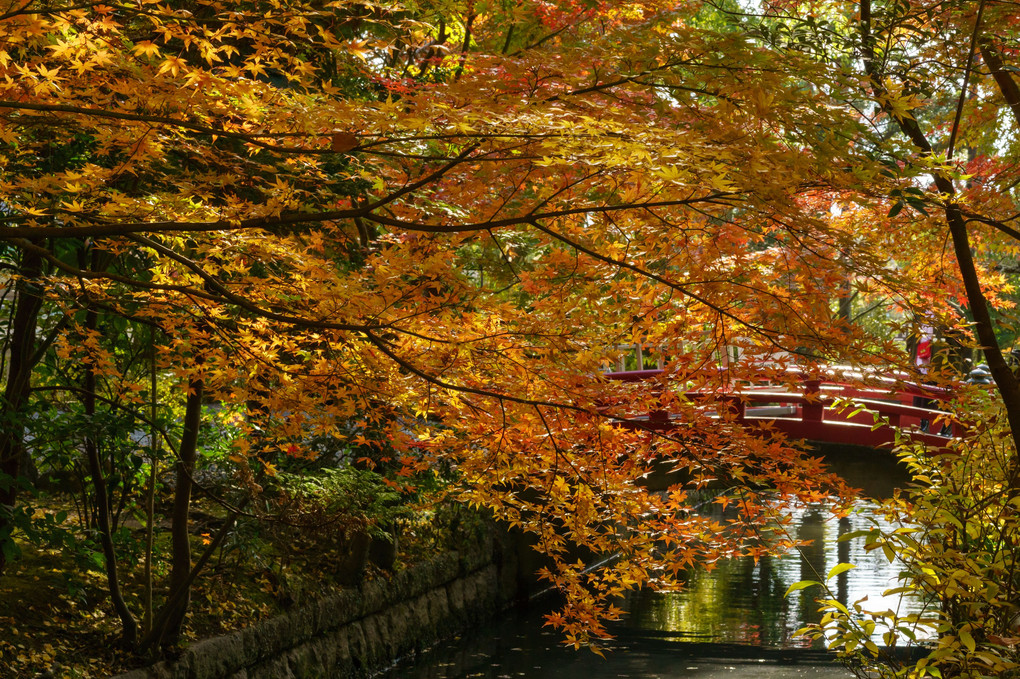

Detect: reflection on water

[389,502,926,678]
[386,602,852,679]
[623,503,933,648]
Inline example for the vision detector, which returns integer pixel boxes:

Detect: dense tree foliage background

[1,0,1019,675]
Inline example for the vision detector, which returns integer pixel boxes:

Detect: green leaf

[820,598,849,615]
[959,627,976,652]
[827,562,856,580]
[888,201,904,217]
[906,197,929,215]
[785,579,820,597]
[0,538,20,562]
[838,529,874,542]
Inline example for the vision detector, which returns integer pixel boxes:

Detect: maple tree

[0,0,1016,664]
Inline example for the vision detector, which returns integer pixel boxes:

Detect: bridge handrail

[722,391,952,425]
[601,368,959,443]
[604,390,952,422]
[604,368,955,401]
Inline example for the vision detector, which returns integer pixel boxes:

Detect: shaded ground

[0,539,277,677]
[0,497,439,678]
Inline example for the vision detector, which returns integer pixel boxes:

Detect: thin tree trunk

[154,377,203,647]
[139,502,241,653]
[83,305,139,645]
[142,325,159,635]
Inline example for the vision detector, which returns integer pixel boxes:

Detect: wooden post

[803,379,824,422]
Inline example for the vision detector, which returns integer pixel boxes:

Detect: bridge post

[721,394,745,422]
[649,409,670,428]
[803,379,823,422]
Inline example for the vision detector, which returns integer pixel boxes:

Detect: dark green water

[384,502,932,679]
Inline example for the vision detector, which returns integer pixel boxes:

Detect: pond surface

[386,501,933,679]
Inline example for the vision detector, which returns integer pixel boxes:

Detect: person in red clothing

[913,324,935,432]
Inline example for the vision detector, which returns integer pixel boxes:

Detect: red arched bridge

[605,369,958,450]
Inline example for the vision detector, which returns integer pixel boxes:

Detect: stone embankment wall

[115,535,523,679]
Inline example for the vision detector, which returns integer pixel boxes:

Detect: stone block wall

[114,534,521,679]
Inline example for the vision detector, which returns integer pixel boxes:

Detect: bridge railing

[603,369,958,449]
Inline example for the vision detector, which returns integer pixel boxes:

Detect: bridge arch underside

[803,441,912,498]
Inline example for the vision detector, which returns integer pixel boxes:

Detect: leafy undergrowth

[0,497,471,679]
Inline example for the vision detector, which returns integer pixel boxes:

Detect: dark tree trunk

[83,305,139,644]
[980,38,1020,128]
[0,246,43,574]
[157,377,203,647]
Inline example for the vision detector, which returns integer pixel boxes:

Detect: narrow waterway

[621,503,932,648]
[384,607,852,678]
[385,501,932,679]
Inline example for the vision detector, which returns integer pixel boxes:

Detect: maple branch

[0,147,477,240]
[363,193,741,233]
[126,234,376,333]
[486,229,522,281]
[364,330,590,414]
[0,189,739,242]
[363,143,480,213]
[962,210,1020,243]
[0,100,341,154]
[16,236,412,348]
[524,170,602,217]
[550,59,694,101]
[0,0,33,21]
[946,0,985,161]
[7,237,231,305]
[534,405,593,488]
[524,219,797,352]
[631,79,741,104]
[508,20,577,56]
[0,207,361,239]
[0,101,627,159]
[12,236,566,358]
[356,131,625,150]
